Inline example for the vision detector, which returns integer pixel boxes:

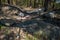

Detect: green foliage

[0,25,10,34]
[55,3,60,8]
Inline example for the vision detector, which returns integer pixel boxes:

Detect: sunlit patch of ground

[23,7,36,11]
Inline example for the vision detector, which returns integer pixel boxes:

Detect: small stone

[5,23,10,26]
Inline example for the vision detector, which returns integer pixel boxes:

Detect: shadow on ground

[0,18,60,40]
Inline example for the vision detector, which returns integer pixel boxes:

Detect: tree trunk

[52,0,56,10]
[44,0,49,12]
[0,0,2,5]
[29,0,32,7]
[34,0,36,8]
[13,0,16,5]
[38,0,40,7]
[0,0,2,11]
[7,0,10,4]
[26,0,30,7]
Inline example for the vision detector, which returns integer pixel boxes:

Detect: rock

[18,12,24,17]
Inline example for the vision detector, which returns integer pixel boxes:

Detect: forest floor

[0,5,60,40]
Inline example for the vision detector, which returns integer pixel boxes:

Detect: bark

[13,0,16,5]
[34,0,36,8]
[0,0,2,5]
[7,0,10,4]
[52,0,56,10]
[29,0,32,7]
[44,0,49,12]
[0,0,2,11]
